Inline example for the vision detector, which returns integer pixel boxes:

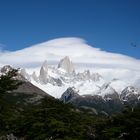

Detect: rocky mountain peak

[39,60,48,84]
[61,87,80,103]
[0,65,13,73]
[32,71,38,82]
[58,56,75,74]
[120,86,140,102]
[20,68,30,81]
[123,86,140,94]
[42,60,48,71]
[97,83,118,98]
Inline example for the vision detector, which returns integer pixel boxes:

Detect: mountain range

[1,55,139,114]
[0,38,140,114]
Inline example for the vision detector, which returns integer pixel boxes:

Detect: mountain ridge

[14,56,140,103]
[1,57,139,100]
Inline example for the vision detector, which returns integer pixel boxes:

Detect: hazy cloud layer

[0,37,140,83]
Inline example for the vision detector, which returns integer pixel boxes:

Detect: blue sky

[0,0,140,59]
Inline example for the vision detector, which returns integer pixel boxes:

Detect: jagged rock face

[20,68,30,81]
[32,71,38,82]
[0,65,13,73]
[61,87,80,103]
[0,65,26,81]
[97,83,118,98]
[91,73,102,81]
[75,70,102,81]
[39,60,48,84]
[58,56,75,74]
[120,86,140,102]
[48,77,63,86]
[75,70,101,81]
[61,85,140,114]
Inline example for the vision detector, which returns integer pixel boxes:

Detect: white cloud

[0,37,140,83]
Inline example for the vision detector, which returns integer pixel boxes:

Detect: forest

[0,69,140,140]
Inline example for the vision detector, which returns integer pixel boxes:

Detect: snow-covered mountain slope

[1,37,140,113]
[16,56,104,98]
[14,56,138,100]
[109,79,129,94]
[96,79,130,96]
[120,86,140,101]
[1,56,139,103]
[1,58,139,115]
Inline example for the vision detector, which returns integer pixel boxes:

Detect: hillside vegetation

[0,69,140,140]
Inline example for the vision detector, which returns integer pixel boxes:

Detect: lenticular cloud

[0,37,140,83]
